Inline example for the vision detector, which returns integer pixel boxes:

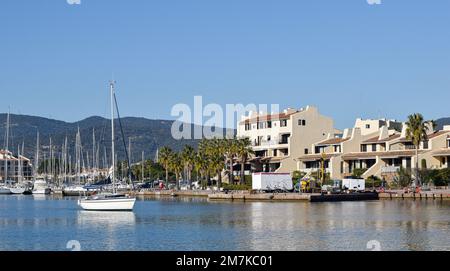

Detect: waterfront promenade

[134,189,450,201]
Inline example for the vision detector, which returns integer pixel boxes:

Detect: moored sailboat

[78,81,136,211]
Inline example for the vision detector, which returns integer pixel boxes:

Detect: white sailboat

[78,81,136,211]
[32,131,51,195]
[10,143,26,194]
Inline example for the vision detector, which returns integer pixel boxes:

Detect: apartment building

[297,118,402,179]
[298,118,450,182]
[237,106,337,174]
[0,150,33,182]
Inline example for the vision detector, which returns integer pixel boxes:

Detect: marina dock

[132,189,450,202]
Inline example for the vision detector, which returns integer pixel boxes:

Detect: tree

[352,168,367,179]
[169,152,184,190]
[236,138,254,185]
[181,145,196,189]
[394,167,412,188]
[405,113,432,187]
[224,139,239,184]
[158,147,173,187]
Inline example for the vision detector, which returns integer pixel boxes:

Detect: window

[315,146,325,154]
[245,123,251,131]
[372,144,376,152]
[340,162,344,174]
[423,140,429,149]
[280,119,288,127]
[267,135,271,141]
[267,121,272,128]
[447,139,450,148]
[334,145,341,153]
[298,119,307,126]
[361,144,367,152]
[302,120,306,126]
[366,124,371,129]
[304,148,309,154]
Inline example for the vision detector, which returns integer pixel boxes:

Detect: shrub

[434,168,450,186]
[367,175,383,188]
[393,167,412,188]
[222,183,252,191]
[292,171,306,181]
[352,168,368,178]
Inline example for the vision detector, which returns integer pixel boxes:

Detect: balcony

[302,168,331,174]
[381,166,400,174]
[253,139,289,147]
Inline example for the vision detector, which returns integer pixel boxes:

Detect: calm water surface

[0,195,449,251]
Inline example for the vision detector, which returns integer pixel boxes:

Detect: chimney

[378,126,389,140]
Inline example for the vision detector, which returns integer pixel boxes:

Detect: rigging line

[113,92,134,189]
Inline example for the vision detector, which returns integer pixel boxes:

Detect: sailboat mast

[92,128,96,181]
[35,131,39,181]
[17,144,21,183]
[142,151,144,181]
[110,81,116,194]
[4,111,10,183]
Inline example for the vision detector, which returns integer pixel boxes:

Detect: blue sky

[0,0,449,129]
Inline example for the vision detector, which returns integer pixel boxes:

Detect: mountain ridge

[0,113,234,164]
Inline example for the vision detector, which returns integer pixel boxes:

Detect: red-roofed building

[0,150,33,182]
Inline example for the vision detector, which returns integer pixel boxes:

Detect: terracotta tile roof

[316,137,350,145]
[396,131,449,142]
[363,134,400,144]
[297,153,340,161]
[342,150,426,160]
[428,130,450,139]
[432,149,450,157]
[241,112,296,124]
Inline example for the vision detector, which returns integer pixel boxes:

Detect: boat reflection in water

[77,210,136,227]
[76,210,137,250]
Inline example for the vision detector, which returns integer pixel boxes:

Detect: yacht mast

[92,128,96,181]
[142,151,144,181]
[110,81,116,194]
[35,131,39,181]
[4,111,10,184]
[18,144,22,183]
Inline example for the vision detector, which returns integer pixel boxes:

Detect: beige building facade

[237,106,337,174]
[298,120,450,182]
[239,106,450,182]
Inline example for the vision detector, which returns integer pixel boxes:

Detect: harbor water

[0,195,449,251]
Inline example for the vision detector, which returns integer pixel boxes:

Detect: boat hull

[78,197,136,211]
[32,188,52,195]
[0,188,12,194]
[310,192,379,202]
[10,187,26,194]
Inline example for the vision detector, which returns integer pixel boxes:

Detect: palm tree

[194,151,209,189]
[224,139,238,184]
[207,138,225,190]
[170,152,184,190]
[236,138,254,185]
[405,113,432,187]
[158,146,173,187]
[181,145,196,189]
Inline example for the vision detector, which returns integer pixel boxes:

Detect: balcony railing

[253,139,289,147]
[381,166,400,174]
